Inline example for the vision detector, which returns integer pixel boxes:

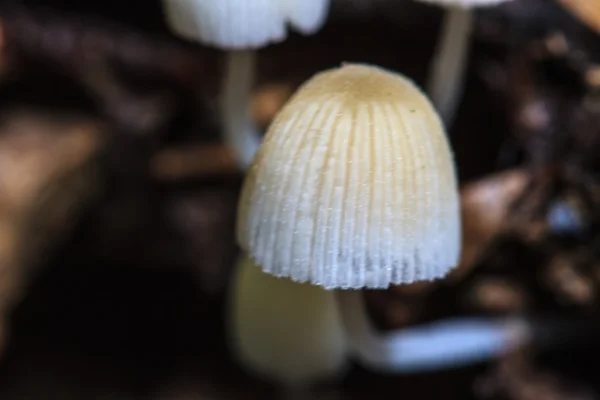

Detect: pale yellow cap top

[237,64,461,289]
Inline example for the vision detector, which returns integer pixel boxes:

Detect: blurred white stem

[426,6,473,126]
[221,51,262,170]
[335,290,528,373]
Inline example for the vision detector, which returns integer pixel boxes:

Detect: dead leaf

[448,169,530,282]
[0,111,101,322]
[151,143,238,180]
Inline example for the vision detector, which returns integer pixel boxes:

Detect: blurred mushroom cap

[161,0,330,49]
[237,64,461,289]
[416,0,511,7]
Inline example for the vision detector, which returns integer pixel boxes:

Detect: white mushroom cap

[416,0,510,7]
[162,0,330,50]
[237,64,461,290]
[283,0,330,35]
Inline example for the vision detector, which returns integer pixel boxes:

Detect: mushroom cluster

[1,1,599,398]
[158,0,554,395]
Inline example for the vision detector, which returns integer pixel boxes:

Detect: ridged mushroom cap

[162,0,330,50]
[237,64,461,289]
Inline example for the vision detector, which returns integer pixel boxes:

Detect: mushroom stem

[426,5,473,126]
[229,256,348,390]
[335,290,529,373]
[220,50,263,170]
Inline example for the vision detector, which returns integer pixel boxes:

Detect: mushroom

[161,0,331,169]
[238,63,461,288]
[418,0,512,125]
[232,63,557,384]
[232,62,460,388]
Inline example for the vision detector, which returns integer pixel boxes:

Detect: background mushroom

[229,255,348,398]
[418,0,512,126]
[161,0,331,169]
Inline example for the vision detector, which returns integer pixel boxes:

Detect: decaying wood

[451,169,530,282]
[0,6,214,87]
[0,5,218,137]
[0,111,102,349]
[151,144,238,180]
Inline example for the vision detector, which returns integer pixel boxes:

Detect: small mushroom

[232,63,473,387]
[161,0,331,169]
[229,255,348,393]
[417,0,513,125]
